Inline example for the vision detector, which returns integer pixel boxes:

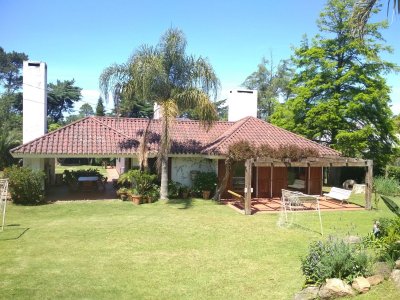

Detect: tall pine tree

[271,0,398,171]
[95,96,105,116]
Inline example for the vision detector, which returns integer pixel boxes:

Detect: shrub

[4,166,45,205]
[386,165,400,182]
[192,172,218,196]
[168,181,182,198]
[373,176,399,196]
[301,237,369,285]
[118,169,158,201]
[362,217,400,264]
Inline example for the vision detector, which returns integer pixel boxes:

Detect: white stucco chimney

[23,61,47,144]
[227,89,257,121]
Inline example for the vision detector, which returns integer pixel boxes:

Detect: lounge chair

[323,187,352,204]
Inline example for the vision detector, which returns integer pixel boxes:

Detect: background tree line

[1,0,399,177]
[0,48,107,168]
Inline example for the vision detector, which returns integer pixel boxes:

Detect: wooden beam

[365,160,373,210]
[254,157,369,168]
[244,159,252,215]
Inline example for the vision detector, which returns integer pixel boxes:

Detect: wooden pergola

[243,156,373,215]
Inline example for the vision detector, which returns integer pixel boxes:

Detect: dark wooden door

[308,167,323,195]
[272,167,288,197]
[257,167,271,198]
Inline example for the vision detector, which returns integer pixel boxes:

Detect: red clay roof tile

[11,116,340,157]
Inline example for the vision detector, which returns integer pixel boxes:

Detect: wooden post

[244,159,253,215]
[270,164,273,198]
[307,164,311,195]
[365,160,373,210]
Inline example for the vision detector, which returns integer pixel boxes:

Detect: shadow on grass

[0,226,30,241]
[166,198,193,209]
[291,223,323,236]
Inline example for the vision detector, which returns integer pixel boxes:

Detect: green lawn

[0,195,399,299]
[55,164,108,177]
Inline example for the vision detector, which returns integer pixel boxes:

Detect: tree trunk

[213,159,231,201]
[159,155,169,200]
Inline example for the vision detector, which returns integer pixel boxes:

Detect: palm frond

[380,195,400,217]
[174,89,218,129]
[192,56,220,100]
[99,63,130,109]
[127,46,169,102]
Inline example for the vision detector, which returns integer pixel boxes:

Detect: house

[10,115,371,197]
[11,61,373,213]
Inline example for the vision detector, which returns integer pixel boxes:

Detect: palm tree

[0,131,20,170]
[100,28,220,199]
[351,0,399,37]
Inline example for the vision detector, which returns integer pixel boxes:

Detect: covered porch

[223,196,365,215]
[238,157,373,215]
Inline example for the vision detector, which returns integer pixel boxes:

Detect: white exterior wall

[227,89,257,121]
[116,158,125,174]
[23,61,47,144]
[116,157,140,174]
[23,157,45,172]
[171,157,217,187]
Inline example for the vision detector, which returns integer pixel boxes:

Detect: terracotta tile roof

[203,117,339,157]
[11,116,340,157]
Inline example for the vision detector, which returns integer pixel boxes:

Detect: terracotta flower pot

[131,194,142,205]
[202,190,211,199]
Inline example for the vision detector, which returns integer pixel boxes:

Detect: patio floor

[222,197,365,214]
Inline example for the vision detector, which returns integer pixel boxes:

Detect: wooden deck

[222,197,364,214]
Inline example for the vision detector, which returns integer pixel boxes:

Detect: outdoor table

[78,176,99,192]
[78,176,99,182]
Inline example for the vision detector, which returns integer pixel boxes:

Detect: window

[287,167,306,190]
[232,162,245,190]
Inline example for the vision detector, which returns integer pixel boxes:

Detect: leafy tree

[79,103,94,117]
[0,48,26,167]
[95,96,106,116]
[271,0,398,172]
[181,98,227,121]
[47,79,82,123]
[118,94,154,118]
[48,123,62,132]
[0,130,20,170]
[215,99,228,121]
[0,93,22,131]
[63,114,81,125]
[0,47,28,94]
[100,28,219,199]
[242,56,294,120]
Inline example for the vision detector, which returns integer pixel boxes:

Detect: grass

[0,194,399,299]
[55,164,108,177]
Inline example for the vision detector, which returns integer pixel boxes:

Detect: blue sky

[1,0,399,113]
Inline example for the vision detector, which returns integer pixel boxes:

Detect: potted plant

[193,172,218,199]
[129,188,142,205]
[116,187,129,201]
[181,185,190,199]
[118,169,158,204]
